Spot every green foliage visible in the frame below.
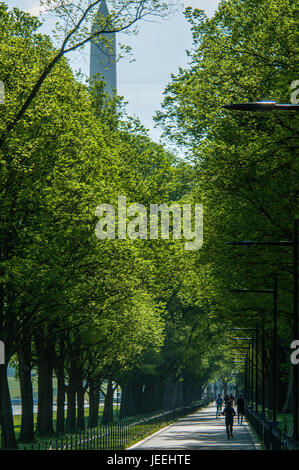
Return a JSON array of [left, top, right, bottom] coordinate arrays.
[[0, 2, 206, 398], [3, 0, 297, 446], [156, 0, 299, 381]]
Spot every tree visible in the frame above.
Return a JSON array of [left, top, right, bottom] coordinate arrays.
[[0, 3, 185, 446], [155, 0, 299, 410], [0, 0, 180, 148]]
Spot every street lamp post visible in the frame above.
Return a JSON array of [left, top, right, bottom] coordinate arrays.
[[246, 350, 250, 405], [223, 101, 299, 112], [231, 345, 250, 402], [227, 239, 295, 427], [233, 350, 249, 398], [223, 101, 299, 439], [251, 335, 254, 407], [231, 327, 259, 410], [294, 221, 298, 440], [256, 325, 259, 413], [229, 281, 278, 419], [262, 318, 266, 414], [231, 337, 252, 405]]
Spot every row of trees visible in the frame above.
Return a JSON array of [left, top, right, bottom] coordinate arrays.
[[2, 0, 296, 451], [156, 0, 299, 415]]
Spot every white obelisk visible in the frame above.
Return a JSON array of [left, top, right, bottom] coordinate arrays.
[[90, 0, 117, 96]]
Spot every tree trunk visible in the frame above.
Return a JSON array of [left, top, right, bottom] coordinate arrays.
[[36, 345, 54, 436], [120, 379, 139, 418], [140, 377, 151, 414], [54, 333, 66, 434], [282, 372, 293, 413], [119, 381, 131, 419], [55, 365, 65, 434], [163, 377, 178, 409], [66, 383, 76, 433], [152, 379, 162, 412], [77, 382, 85, 431], [1, 363, 17, 449], [88, 378, 100, 427], [0, 363, 4, 444], [141, 376, 162, 413], [18, 342, 34, 442], [66, 357, 79, 433], [222, 380, 228, 397], [102, 379, 114, 424]]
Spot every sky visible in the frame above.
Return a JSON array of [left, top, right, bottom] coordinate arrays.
[[7, 0, 221, 143]]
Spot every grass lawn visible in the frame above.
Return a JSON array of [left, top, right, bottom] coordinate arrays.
[[6, 375, 124, 449], [11, 405, 121, 449], [8, 376, 58, 400], [253, 404, 292, 432], [14, 405, 120, 436], [18, 414, 177, 450]]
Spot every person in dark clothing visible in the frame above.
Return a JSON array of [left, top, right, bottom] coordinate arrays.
[[236, 394, 245, 425], [215, 394, 223, 418], [224, 394, 229, 406], [223, 401, 236, 439]]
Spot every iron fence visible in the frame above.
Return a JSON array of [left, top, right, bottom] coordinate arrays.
[[245, 406, 299, 450], [23, 398, 212, 450]]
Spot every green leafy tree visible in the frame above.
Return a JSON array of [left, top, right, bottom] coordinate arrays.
[[155, 0, 299, 412]]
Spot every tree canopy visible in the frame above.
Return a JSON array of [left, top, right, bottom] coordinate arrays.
[[0, 0, 298, 449]]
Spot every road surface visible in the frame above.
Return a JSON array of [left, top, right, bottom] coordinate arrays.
[[129, 403, 262, 450]]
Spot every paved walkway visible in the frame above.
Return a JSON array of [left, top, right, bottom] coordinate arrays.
[[129, 404, 262, 450]]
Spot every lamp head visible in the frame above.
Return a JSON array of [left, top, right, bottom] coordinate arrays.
[[223, 101, 276, 111]]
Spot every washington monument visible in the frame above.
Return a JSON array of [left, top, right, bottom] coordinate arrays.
[[90, 0, 117, 96]]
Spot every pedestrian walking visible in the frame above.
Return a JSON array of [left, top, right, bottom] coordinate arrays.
[[215, 394, 223, 418], [229, 393, 235, 405], [223, 401, 236, 439], [236, 393, 245, 425]]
